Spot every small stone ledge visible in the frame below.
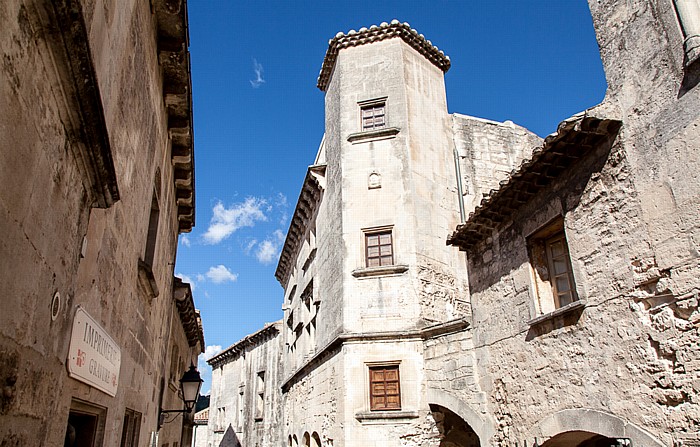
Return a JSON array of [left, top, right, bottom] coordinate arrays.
[[347, 127, 400, 144], [137, 259, 159, 299], [355, 410, 419, 423], [527, 300, 586, 326], [352, 264, 409, 278]]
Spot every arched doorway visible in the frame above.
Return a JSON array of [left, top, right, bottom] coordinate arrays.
[[530, 409, 664, 447], [540, 431, 624, 447], [430, 404, 480, 447]]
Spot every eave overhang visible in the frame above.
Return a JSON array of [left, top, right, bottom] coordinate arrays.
[[173, 277, 205, 353], [317, 20, 451, 91], [274, 165, 326, 287], [153, 0, 195, 232], [208, 322, 281, 369], [446, 114, 622, 251]]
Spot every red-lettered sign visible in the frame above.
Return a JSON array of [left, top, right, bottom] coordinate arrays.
[[67, 307, 121, 396]]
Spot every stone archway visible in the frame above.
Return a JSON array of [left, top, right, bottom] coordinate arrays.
[[431, 404, 481, 447], [427, 389, 496, 447], [530, 409, 665, 447], [540, 431, 623, 447]]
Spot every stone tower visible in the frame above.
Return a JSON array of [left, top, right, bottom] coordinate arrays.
[[278, 20, 472, 447]]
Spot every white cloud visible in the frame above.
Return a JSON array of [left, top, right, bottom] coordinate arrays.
[[197, 345, 223, 396], [250, 58, 265, 88], [196, 273, 205, 282], [205, 265, 238, 284], [203, 197, 267, 244], [203, 344, 223, 361], [175, 273, 195, 292], [180, 234, 191, 247], [255, 230, 286, 264]]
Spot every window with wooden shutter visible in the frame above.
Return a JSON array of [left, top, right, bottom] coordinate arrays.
[[361, 103, 386, 130], [369, 365, 401, 411], [527, 217, 579, 315], [365, 231, 393, 267]]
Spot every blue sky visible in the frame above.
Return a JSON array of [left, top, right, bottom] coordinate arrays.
[[176, 0, 607, 393]]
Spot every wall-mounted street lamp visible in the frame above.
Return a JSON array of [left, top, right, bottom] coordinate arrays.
[[158, 364, 203, 428]]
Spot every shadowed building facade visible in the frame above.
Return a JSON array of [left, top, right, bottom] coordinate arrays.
[[0, 0, 203, 445]]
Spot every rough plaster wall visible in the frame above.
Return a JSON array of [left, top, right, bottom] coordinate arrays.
[[284, 351, 344, 447], [0, 0, 190, 445], [465, 136, 698, 445]]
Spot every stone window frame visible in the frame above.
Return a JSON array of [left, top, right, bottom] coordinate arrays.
[[254, 371, 265, 421], [119, 407, 142, 447], [526, 216, 586, 325], [347, 96, 400, 144], [368, 362, 402, 411], [352, 225, 409, 278], [359, 97, 387, 131]]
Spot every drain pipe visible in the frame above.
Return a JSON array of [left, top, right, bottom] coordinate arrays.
[[453, 146, 466, 223]]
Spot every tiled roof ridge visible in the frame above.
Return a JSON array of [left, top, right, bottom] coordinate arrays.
[[446, 112, 623, 249], [208, 321, 282, 368], [317, 19, 451, 91]]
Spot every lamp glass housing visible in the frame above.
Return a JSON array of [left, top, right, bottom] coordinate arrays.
[[179, 364, 203, 411]]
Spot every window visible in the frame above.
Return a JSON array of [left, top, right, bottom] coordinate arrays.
[[119, 408, 141, 447], [545, 232, 577, 308], [369, 365, 401, 411], [365, 231, 393, 267], [143, 187, 160, 268], [238, 387, 244, 430], [255, 371, 265, 421], [527, 218, 578, 314], [361, 102, 386, 131]]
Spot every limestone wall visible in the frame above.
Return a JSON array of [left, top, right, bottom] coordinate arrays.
[[283, 349, 345, 447], [0, 0, 198, 445], [464, 134, 697, 445], [209, 324, 283, 447], [452, 113, 542, 214]]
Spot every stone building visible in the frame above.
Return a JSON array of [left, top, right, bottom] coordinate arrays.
[[208, 323, 283, 447], [208, 1, 699, 446], [0, 0, 203, 446]]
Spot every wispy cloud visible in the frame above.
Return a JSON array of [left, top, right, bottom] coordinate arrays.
[[205, 265, 238, 284], [244, 239, 258, 255], [250, 58, 265, 88], [175, 273, 196, 292], [180, 234, 191, 247], [203, 197, 268, 244], [255, 230, 286, 264]]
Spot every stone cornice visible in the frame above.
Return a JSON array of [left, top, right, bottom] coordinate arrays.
[[317, 20, 451, 91], [208, 321, 282, 369], [447, 114, 622, 250], [173, 277, 204, 352], [281, 317, 469, 392], [275, 165, 326, 287], [153, 0, 196, 233]]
